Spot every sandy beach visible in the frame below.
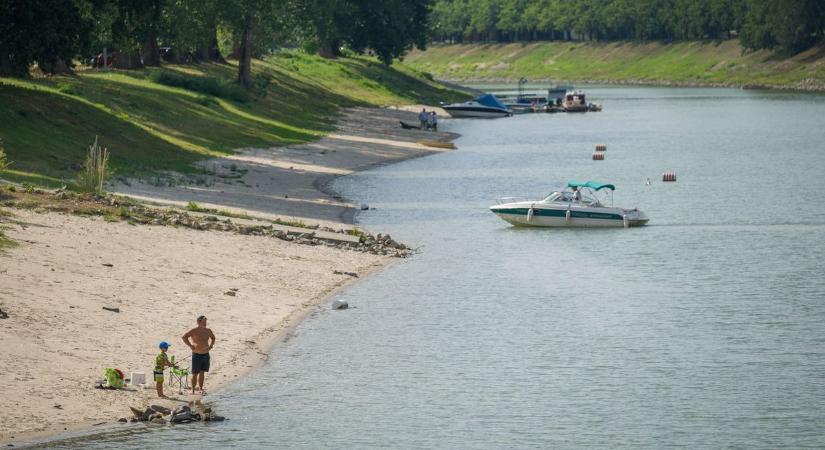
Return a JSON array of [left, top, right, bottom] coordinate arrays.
[[114, 106, 457, 225], [0, 106, 456, 444]]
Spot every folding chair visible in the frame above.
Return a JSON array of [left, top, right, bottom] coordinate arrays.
[[168, 355, 190, 392]]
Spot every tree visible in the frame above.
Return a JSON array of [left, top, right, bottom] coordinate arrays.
[[0, 0, 89, 76], [349, 0, 433, 65], [218, 0, 280, 88], [159, 0, 226, 62]]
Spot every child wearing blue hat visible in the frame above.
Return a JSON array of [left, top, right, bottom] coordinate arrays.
[[154, 341, 175, 398]]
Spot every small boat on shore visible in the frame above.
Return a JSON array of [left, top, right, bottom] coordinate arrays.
[[443, 94, 511, 118], [490, 181, 648, 228]]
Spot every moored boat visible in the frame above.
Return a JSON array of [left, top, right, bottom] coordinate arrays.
[[562, 90, 589, 112], [490, 181, 648, 228], [443, 94, 512, 118], [547, 84, 574, 102]]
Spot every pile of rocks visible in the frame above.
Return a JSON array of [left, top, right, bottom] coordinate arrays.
[[125, 403, 225, 425], [110, 198, 414, 258], [7, 189, 414, 258]]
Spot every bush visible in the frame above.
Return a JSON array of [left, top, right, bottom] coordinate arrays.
[[149, 70, 250, 103], [252, 73, 272, 98], [56, 82, 77, 95], [79, 136, 111, 195], [195, 95, 216, 106], [0, 141, 9, 173]]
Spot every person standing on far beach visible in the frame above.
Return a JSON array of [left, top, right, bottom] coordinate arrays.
[[418, 108, 428, 129], [182, 315, 215, 395]]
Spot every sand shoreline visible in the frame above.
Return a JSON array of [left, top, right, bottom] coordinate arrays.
[[0, 106, 458, 446]]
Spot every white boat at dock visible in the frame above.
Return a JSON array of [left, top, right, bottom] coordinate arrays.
[[490, 181, 648, 228]]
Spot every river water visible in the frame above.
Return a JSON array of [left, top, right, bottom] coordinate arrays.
[[35, 86, 825, 449]]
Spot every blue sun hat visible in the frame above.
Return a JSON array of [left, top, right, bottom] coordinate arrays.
[[159, 341, 171, 349]]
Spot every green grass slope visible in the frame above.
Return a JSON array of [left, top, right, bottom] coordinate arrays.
[[0, 51, 467, 188], [403, 40, 825, 90]]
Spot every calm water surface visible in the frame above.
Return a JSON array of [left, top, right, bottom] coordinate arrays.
[[37, 87, 825, 449]]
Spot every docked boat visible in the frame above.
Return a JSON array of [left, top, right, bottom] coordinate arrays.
[[562, 90, 589, 112], [503, 99, 545, 114], [547, 84, 574, 102], [490, 181, 648, 228], [443, 94, 512, 118]]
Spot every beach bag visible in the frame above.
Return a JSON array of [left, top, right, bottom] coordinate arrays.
[[104, 368, 125, 389]]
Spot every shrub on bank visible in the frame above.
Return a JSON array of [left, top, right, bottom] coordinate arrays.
[[149, 70, 250, 103], [0, 139, 10, 173]]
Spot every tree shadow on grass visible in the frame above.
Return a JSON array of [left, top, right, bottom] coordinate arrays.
[[0, 85, 202, 182], [76, 76, 322, 152], [338, 58, 468, 105]]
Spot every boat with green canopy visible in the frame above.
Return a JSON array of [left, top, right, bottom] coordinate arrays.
[[490, 181, 648, 228]]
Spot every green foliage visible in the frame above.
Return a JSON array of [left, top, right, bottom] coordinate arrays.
[[148, 70, 251, 102], [429, 0, 824, 54], [56, 82, 77, 95], [346, 228, 370, 241], [0, 0, 89, 76], [272, 217, 309, 228], [186, 201, 201, 211], [195, 95, 216, 106], [405, 40, 825, 88], [740, 0, 825, 53], [0, 55, 466, 188], [79, 136, 111, 195], [290, 0, 432, 65], [0, 139, 9, 172]]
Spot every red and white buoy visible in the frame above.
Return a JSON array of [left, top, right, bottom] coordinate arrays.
[[592, 152, 605, 160], [595, 143, 607, 152], [662, 171, 677, 182]]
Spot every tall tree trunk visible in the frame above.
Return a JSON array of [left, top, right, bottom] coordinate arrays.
[[142, 34, 161, 67], [112, 52, 144, 69], [229, 29, 243, 59], [196, 26, 226, 63], [0, 52, 14, 77], [237, 16, 253, 88], [317, 39, 341, 58], [39, 58, 72, 74]]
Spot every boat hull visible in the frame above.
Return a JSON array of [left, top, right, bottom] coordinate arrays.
[[490, 204, 648, 228], [443, 107, 511, 118]]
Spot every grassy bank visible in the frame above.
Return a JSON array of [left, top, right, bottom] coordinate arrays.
[[403, 40, 825, 90], [0, 51, 466, 188]]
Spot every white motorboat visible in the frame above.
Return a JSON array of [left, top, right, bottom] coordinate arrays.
[[490, 181, 649, 228], [443, 94, 512, 118]]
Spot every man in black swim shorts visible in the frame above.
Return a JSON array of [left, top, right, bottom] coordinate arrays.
[[182, 315, 216, 394]]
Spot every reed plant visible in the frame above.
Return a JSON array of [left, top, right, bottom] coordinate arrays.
[[80, 136, 111, 195], [0, 139, 10, 173]]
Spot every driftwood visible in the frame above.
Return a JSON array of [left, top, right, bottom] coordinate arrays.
[[399, 121, 421, 130]]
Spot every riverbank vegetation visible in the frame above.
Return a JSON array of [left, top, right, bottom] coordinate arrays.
[[0, 54, 463, 188], [0, 0, 464, 188], [403, 40, 825, 89], [430, 0, 824, 55], [417, 0, 825, 88]]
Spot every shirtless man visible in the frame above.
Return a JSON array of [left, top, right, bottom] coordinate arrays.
[[182, 315, 215, 394]]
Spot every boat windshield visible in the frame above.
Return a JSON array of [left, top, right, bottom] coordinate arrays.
[[542, 189, 603, 206]]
